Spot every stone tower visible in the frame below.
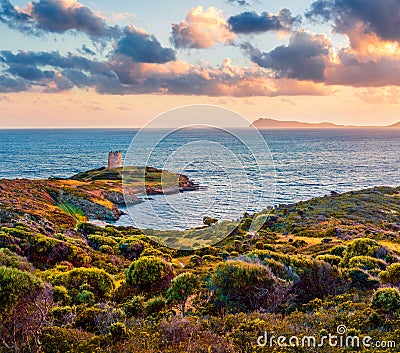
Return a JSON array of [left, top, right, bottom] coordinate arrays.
[[107, 151, 122, 169]]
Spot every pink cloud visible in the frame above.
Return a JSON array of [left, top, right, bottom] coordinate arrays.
[[170, 7, 235, 49]]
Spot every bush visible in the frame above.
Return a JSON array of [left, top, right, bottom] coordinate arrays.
[[167, 272, 198, 315], [347, 256, 387, 270], [77, 222, 99, 235], [0, 266, 44, 314], [99, 245, 114, 255], [53, 285, 71, 305], [140, 247, 172, 262], [0, 248, 33, 271], [255, 241, 264, 250], [209, 260, 288, 312], [29, 235, 69, 267], [144, 296, 166, 316], [41, 326, 93, 353], [346, 268, 379, 290], [119, 239, 146, 260], [109, 322, 129, 341], [0, 266, 51, 353], [53, 267, 114, 301], [75, 290, 95, 305], [341, 238, 379, 265], [379, 263, 400, 286], [292, 259, 345, 303], [203, 216, 218, 226], [123, 295, 144, 318], [126, 256, 173, 291], [315, 254, 342, 266], [74, 307, 102, 332], [87, 235, 118, 251], [329, 245, 346, 257], [188, 255, 203, 267], [292, 239, 307, 248], [371, 288, 400, 314], [50, 306, 75, 326]]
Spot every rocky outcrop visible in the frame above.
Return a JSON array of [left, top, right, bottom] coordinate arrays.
[[59, 192, 123, 221], [101, 189, 142, 205]]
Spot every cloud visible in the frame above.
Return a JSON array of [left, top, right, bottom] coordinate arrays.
[[306, 0, 400, 42], [0, 0, 117, 37], [110, 11, 136, 22], [225, 0, 250, 6], [0, 0, 33, 33], [228, 9, 301, 34], [356, 87, 400, 104], [242, 32, 332, 81], [0, 75, 29, 92], [7, 63, 55, 81], [326, 51, 400, 87], [28, 0, 109, 36], [170, 6, 235, 49], [116, 27, 176, 63], [0, 49, 329, 96], [0, 50, 110, 74]]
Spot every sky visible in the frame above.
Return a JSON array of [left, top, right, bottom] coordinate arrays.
[[0, 0, 400, 127]]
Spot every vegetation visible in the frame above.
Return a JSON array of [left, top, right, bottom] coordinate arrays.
[[1, 180, 400, 352]]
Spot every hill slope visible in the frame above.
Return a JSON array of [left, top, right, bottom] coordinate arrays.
[[252, 117, 400, 129]]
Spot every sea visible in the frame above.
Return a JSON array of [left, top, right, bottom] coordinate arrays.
[[1, 128, 399, 230]]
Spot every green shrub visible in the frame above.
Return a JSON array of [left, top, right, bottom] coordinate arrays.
[[347, 256, 386, 270], [50, 306, 75, 326], [202, 255, 218, 262], [255, 241, 264, 250], [53, 285, 71, 305], [99, 245, 114, 255], [371, 288, 400, 314], [75, 290, 95, 305], [346, 268, 379, 290], [329, 245, 346, 257], [315, 254, 341, 266], [126, 256, 173, 291], [119, 239, 145, 260], [30, 235, 69, 267], [53, 267, 114, 301], [109, 322, 129, 341], [167, 272, 199, 315], [41, 326, 93, 353], [188, 255, 203, 267], [0, 248, 33, 271], [292, 259, 344, 303], [144, 296, 166, 316], [140, 247, 172, 262], [379, 263, 400, 286], [74, 307, 102, 332], [87, 235, 118, 250], [123, 295, 145, 318], [292, 239, 307, 248], [203, 216, 218, 226], [341, 238, 379, 265], [209, 260, 287, 312], [0, 266, 44, 314], [77, 222, 99, 235]]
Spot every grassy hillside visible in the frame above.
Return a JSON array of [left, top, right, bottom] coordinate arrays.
[[0, 166, 197, 232], [0, 184, 400, 352]]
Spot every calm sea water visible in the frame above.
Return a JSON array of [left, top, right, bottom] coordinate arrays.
[[1, 128, 399, 229]]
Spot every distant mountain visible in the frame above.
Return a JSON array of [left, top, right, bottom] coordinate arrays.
[[252, 118, 400, 129], [388, 122, 400, 128]]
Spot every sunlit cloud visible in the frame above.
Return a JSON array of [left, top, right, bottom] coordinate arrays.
[[170, 6, 235, 49]]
